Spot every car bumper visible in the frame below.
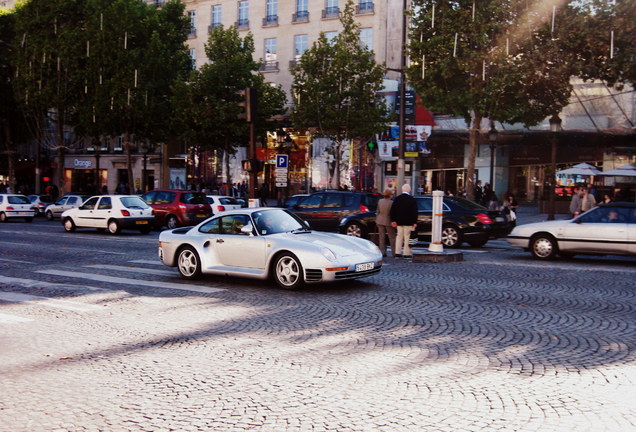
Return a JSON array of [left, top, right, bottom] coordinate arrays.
[[181, 213, 210, 225], [304, 261, 383, 284], [4, 210, 36, 218], [114, 216, 155, 229]]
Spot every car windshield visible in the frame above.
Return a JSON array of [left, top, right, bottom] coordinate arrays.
[[120, 196, 150, 209], [182, 193, 208, 205], [8, 195, 30, 204], [252, 209, 307, 235]]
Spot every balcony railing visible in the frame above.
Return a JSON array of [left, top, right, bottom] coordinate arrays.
[[260, 60, 279, 72], [322, 6, 339, 19], [292, 10, 309, 23], [356, 2, 374, 14], [208, 23, 221, 32], [188, 29, 197, 38], [289, 58, 301, 69], [262, 15, 278, 27], [236, 19, 249, 30]]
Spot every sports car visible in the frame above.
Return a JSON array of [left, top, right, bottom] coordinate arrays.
[[507, 202, 636, 260], [158, 208, 383, 289]]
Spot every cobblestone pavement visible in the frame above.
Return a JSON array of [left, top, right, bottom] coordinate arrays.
[[0, 218, 634, 432]]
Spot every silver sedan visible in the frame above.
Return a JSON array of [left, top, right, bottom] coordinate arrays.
[[158, 208, 383, 289]]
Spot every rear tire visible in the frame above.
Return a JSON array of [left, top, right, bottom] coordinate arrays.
[[107, 220, 120, 234], [441, 225, 462, 248], [344, 222, 365, 238], [0, 212, 7, 223], [530, 234, 558, 260], [63, 217, 76, 232], [273, 253, 304, 290], [46, 210, 54, 221], [177, 246, 201, 280], [166, 215, 179, 230]]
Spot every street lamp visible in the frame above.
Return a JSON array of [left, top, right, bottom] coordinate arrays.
[[488, 122, 498, 188], [547, 114, 562, 220]]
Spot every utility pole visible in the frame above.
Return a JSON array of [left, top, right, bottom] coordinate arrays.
[[396, 0, 408, 190]]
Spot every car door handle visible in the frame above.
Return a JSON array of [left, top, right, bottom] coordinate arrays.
[[216, 239, 224, 243]]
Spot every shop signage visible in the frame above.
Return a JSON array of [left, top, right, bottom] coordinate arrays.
[[73, 159, 93, 169]]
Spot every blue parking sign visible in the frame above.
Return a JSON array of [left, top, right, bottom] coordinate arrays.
[[276, 154, 288, 169]]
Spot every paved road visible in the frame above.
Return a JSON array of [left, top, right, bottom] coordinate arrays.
[[0, 218, 634, 432]]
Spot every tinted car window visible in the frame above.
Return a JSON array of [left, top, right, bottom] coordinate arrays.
[[416, 197, 433, 211], [155, 191, 175, 204], [121, 196, 150, 209], [300, 194, 323, 208], [199, 217, 221, 234], [141, 191, 157, 204], [81, 197, 99, 210], [219, 197, 240, 205], [342, 194, 356, 207], [220, 215, 250, 235], [98, 197, 112, 210], [362, 194, 380, 210], [181, 193, 208, 205], [322, 194, 343, 208], [8, 195, 30, 204], [448, 196, 486, 210]]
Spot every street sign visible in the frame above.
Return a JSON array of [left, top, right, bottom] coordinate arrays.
[[276, 154, 288, 169], [275, 182, 287, 188], [274, 168, 288, 176]]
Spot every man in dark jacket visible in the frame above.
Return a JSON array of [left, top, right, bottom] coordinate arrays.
[[390, 183, 419, 258]]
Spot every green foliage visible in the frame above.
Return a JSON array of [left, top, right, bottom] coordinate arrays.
[[291, 0, 390, 142]]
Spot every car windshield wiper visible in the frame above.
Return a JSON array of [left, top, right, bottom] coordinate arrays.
[[291, 227, 311, 234]]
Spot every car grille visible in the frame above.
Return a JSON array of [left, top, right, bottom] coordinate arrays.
[[305, 269, 323, 282], [334, 265, 381, 280]]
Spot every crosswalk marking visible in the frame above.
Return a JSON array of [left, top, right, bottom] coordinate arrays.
[[85, 264, 175, 276], [0, 275, 106, 292], [36, 269, 225, 294], [0, 257, 35, 264], [129, 259, 163, 266], [0, 291, 101, 312], [0, 312, 32, 324]]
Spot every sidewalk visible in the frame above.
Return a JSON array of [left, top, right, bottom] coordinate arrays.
[[515, 202, 569, 225]]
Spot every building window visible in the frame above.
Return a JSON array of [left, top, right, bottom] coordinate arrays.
[[187, 10, 196, 37], [263, 0, 278, 26], [263, 38, 278, 71], [324, 31, 337, 45], [189, 49, 196, 69], [294, 34, 308, 59], [323, 0, 338, 19], [356, 1, 374, 14], [237, 1, 249, 29], [359, 28, 372, 51], [211, 5, 222, 29], [293, 0, 309, 22]]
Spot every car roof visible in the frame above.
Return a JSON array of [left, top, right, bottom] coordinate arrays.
[[599, 202, 636, 209]]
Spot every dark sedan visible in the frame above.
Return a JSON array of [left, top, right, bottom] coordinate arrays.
[[339, 195, 514, 248]]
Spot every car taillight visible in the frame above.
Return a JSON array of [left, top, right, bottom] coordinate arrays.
[[6, 206, 13, 210], [476, 213, 493, 224], [179, 203, 187, 211], [359, 204, 369, 212], [121, 209, 131, 216], [217, 205, 225, 212]]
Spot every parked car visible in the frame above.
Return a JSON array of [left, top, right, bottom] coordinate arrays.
[[158, 208, 382, 289], [289, 191, 382, 236], [283, 194, 309, 208], [141, 190, 212, 229], [507, 202, 636, 260], [45, 194, 90, 220], [206, 195, 243, 215], [338, 195, 514, 247], [28, 194, 55, 216], [0, 194, 36, 222], [61, 195, 154, 234]]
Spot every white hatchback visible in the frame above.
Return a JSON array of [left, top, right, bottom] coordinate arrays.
[[61, 195, 154, 234], [0, 194, 36, 222], [206, 195, 243, 215]]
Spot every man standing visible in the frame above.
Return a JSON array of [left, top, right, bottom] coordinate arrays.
[[390, 184, 419, 259], [569, 186, 583, 218]]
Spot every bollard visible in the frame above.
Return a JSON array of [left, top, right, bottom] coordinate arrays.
[[428, 190, 444, 253]]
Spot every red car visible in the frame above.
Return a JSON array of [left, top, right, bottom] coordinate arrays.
[[141, 190, 212, 229]]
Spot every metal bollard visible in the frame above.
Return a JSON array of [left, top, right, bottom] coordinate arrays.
[[428, 190, 444, 253]]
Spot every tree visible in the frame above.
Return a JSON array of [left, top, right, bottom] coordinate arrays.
[[407, 1, 578, 200], [172, 25, 286, 189], [291, 0, 390, 190]]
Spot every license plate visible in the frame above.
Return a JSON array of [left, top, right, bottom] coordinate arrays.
[[18, 212, 30, 215], [355, 262, 374, 272], [136, 220, 148, 225], [197, 214, 206, 218]]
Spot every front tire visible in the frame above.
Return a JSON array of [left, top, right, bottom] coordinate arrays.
[[530, 234, 558, 260], [63, 217, 76, 232], [107, 219, 120, 234], [177, 246, 201, 280], [441, 225, 462, 248], [273, 253, 304, 290], [0, 212, 7, 223], [344, 222, 365, 238]]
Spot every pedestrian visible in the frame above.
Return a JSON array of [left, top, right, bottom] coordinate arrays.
[[569, 186, 583, 218], [390, 183, 418, 259], [580, 186, 596, 213], [375, 189, 397, 257], [482, 182, 494, 207], [474, 180, 483, 204], [502, 193, 519, 226], [600, 192, 613, 204]]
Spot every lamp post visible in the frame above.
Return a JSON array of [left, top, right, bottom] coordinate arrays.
[[488, 122, 498, 189], [141, 141, 154, 193], [547, 114, 562, 220]]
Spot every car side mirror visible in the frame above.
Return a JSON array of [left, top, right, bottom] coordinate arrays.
[[241, 223, 254, 235]]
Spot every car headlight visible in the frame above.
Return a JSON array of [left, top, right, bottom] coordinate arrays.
[[321, 247, 337, 262]]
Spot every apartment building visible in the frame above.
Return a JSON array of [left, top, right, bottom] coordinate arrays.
[[180, 0, 405, 95]]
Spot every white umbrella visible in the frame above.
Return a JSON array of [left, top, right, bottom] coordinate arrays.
[[598, 164, 636, 177], [555, 162, 602, 176]]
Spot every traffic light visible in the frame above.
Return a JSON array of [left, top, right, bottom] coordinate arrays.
[[241, 159, 252, 172], [237, 87, 258, 122], [366, 140, 377, 153], [241, 158, 264, 173]]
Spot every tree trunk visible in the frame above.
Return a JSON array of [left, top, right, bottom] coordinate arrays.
[[466, 112, 482, 202], [125, 130, 134, 194], [2, 122, 16, 193], [224, 140, 232, 191], [55, 119, 66, 195]]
